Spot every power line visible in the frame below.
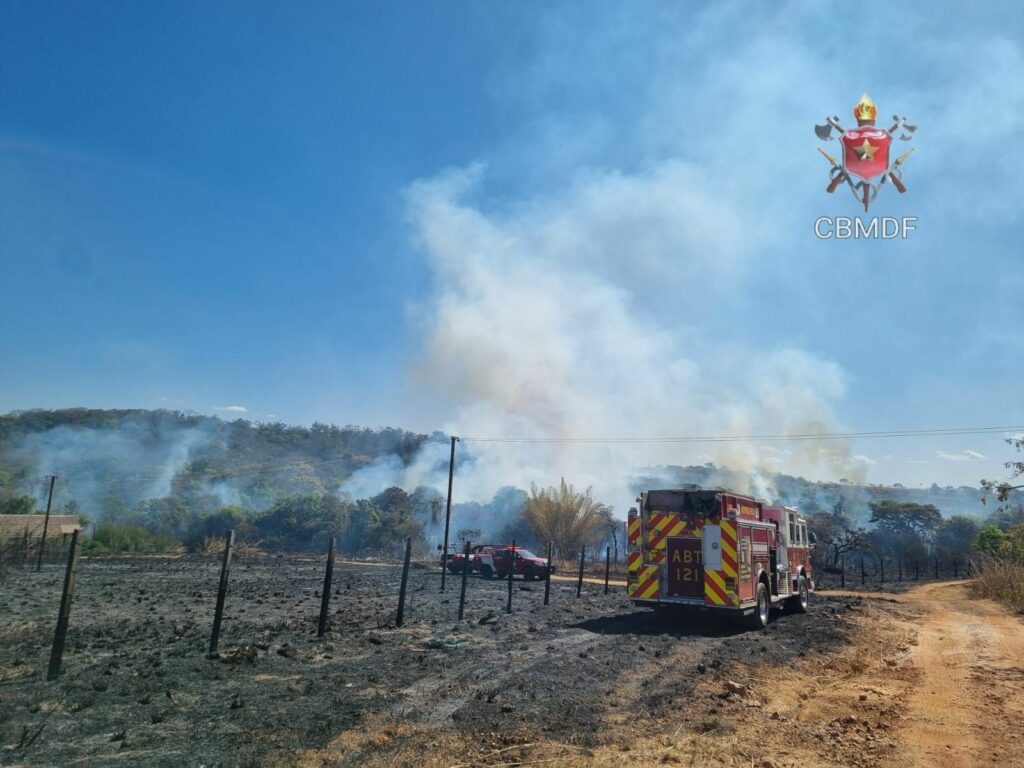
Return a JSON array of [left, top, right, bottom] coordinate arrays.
[[459, 425, 1024, 444], [48, 437, 452, 486]]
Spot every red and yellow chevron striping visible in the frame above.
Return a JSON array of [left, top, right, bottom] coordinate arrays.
[[704, 569, 731, 605], [720, 520, 738, 580], [627, 551, 642, 576], [646, 513, 687, 552], [627, 515, 641, 548], [628, 565, 661, 600]]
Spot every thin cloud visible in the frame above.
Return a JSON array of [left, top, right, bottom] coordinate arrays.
[[936, 450, 986, 461], [212, 405, 248, 414]]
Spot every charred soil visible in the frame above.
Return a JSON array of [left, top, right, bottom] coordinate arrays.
[[0, 556, 958, 767]]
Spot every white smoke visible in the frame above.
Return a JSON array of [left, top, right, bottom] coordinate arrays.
[[350, 161, 863, 514], [13, 416, 218, 517], [338, 453, 406, 499]]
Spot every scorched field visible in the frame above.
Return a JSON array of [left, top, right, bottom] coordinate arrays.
[[1, 555, 1020, 767]]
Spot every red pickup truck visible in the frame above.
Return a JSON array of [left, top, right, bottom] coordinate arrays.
[[445, 544, 554, 581]]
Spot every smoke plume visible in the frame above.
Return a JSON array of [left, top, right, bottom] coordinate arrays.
[[393, 162, 868, 514]]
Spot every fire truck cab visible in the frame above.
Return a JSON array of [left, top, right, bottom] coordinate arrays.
[[627, 490, 814, 629]]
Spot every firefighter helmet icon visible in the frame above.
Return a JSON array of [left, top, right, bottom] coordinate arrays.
[[815, 93, 916, 211]]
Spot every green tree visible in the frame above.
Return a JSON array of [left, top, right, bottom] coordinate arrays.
[[974, 525, 1005, 556], [137, 496, 190, 539], [365, 487, 424, 553], [868, 500, 942, 559], [985, 504, 1024, 531], [0, 495, 36, 515], [255, 493, 350, 551], [935, 515, 980, 558], [340, 498, 377, 553], [187, 506, 251, 549]]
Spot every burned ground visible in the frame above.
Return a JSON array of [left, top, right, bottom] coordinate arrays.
[[0, 555, 899, 767]]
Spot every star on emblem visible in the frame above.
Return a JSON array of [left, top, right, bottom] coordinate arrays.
[[854, 138, 878, 161]]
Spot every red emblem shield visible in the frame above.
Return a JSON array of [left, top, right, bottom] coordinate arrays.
[[841, 128, 890, 181]]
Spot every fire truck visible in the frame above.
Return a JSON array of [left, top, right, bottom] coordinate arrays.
[[626, 489, 815, 629], [446, 544, 555, 580]]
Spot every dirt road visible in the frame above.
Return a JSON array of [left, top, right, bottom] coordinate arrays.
[[714, 581, 1024, 768], [898, 581, 1024, 767]]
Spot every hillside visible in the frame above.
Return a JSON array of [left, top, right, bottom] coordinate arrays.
[[0, 408, 429, 519], [0, 409, 1007, 534]]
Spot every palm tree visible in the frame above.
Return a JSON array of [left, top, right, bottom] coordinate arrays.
[[524, 478, 610, 560]]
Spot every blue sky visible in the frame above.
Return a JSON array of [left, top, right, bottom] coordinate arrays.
[[2, 2, 1023, 492]]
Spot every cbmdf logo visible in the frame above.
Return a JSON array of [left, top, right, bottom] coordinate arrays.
[[815, 94, 916, 212]]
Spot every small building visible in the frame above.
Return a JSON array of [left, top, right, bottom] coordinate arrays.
[[0, 514, 82, 542]]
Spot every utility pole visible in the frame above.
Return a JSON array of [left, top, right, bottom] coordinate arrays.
[[36, 475, 57, 572], [440, 435, 459, 592]]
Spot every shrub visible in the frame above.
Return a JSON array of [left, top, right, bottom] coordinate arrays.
[[83, 523, 179, 555], [971, 555, 1024, 612]]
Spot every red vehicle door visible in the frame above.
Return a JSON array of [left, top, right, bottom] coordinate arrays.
[[667, 537, 703, 598]]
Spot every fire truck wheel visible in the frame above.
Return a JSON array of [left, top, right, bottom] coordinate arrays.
[[481, 565, 494, 580], [787, 577, 809, 613], [749, 583, 770, 630]]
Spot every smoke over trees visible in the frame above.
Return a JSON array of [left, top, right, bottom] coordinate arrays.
[[0, 408, 1010, 561]]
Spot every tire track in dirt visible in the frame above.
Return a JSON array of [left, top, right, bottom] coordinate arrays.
[[898, 581, 1024, 767]]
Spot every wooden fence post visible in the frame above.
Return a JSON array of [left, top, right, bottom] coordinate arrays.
[[458, 540, 471, 620], [396, 538, 412, 627], [543, 542, 552, 606], [208, 530, 235, 655], [506, 541, 515, 614], [47, 529, 82, 680], [576, 546, 586, 598], [317, 537, 336, 638]]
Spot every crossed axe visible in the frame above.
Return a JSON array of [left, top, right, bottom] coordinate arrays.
[[815, 114, 917, 210], [815, 114, 917, 142]]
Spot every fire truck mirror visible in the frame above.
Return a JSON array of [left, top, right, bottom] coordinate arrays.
[[808, 532, 818, 546]]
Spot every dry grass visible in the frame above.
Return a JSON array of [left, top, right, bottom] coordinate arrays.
[[554, 559, 627, 580], [233, 539, 265, 558], [296, 715, 740, 768], [970, 556, 1024, 611], [0, 619, 40, 645], [0, 531, 31, 577], [196, 536, 263, 559]]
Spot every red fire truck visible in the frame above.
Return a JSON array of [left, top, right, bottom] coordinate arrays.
[[627, 489, 815, 628], [445, 544, 555, 580]]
